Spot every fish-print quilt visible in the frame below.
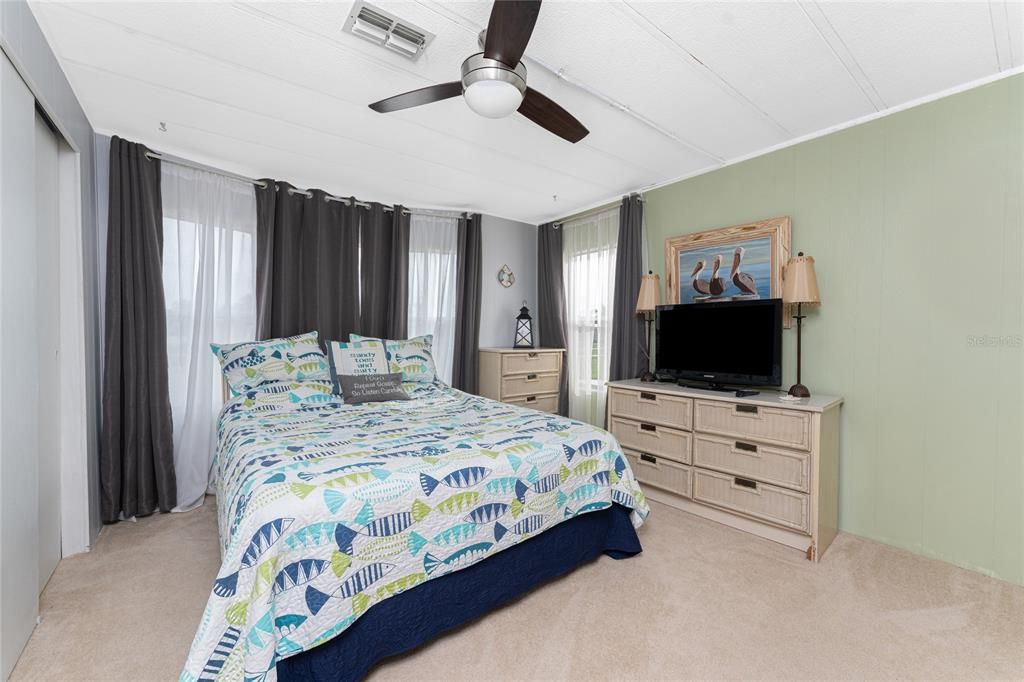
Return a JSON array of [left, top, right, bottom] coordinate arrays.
[[181, 380, 650, 682]]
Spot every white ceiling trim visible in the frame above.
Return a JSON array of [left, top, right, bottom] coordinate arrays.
[[989, 0, 1016, 70], [797, 0, 887, 111], [617, 1, 792, 138], [543, 65, 1024, 225]]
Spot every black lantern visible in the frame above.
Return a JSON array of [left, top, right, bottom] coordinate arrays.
[[514, 301, 534, 348]]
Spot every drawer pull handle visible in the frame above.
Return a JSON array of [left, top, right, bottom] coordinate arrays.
[[526, 396, 536, 402], [639, 391, 657, 402], [526, 373, 538, 380], [734, 477, 758, 490], [736, 404, 759, 415], [528, 352, 538, 358], [640, 423, 657, 433], [735, 441, 758, 453], [640, 453, 657, 464]]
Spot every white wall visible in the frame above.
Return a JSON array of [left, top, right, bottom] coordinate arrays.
[[479, 215, 537, 349]]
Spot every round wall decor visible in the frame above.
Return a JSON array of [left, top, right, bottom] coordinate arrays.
[[497, 264, 516, 288]]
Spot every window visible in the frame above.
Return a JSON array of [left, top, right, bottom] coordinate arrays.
[[562, 206, 619, 426], [162, 164, 257, 511], [407, 212, 460, 384]]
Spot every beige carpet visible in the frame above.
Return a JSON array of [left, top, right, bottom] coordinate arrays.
[[10, 499, 1024, 681]]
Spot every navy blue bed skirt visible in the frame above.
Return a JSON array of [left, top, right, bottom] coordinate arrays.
[[278, 504, 642, 681]]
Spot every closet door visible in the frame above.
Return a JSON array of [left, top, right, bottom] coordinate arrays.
[[0, 53, 41, 679], [35, 112, 61, 591]]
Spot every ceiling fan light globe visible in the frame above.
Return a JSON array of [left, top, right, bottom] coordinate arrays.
[[463, 79, 524, 118]]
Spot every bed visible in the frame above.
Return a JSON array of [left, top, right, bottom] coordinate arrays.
[[181, 379, 649, 682]]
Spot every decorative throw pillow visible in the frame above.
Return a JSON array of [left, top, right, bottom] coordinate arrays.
[[337, 373, 410, 404], [211, 331, 330, 394], [326, 340, 389, 395], [349, 334, 437, 383]]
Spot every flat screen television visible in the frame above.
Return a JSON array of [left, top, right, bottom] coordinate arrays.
[[655, 299, 782, 388]]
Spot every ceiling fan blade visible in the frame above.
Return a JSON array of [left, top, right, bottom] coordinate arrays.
[[483, 0, 542, 67], [369, 81, 463, 113], [517, 87, 589, 143]]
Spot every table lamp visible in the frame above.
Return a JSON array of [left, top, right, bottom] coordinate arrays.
[[782, 252, 820, 398], [635, 271, 661, 382]]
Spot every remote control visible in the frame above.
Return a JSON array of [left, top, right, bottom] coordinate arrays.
[[734, 389, 760, 398]]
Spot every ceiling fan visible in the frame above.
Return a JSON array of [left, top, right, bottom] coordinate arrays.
[[367, 0, 589, 143]]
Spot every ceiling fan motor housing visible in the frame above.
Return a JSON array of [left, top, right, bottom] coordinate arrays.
[[460, 53, 528, 118]]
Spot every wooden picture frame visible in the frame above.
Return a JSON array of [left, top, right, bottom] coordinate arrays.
[[665, 216, 792, 328]]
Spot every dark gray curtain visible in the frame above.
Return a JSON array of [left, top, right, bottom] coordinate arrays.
[[537, 222, 569, 415], [255, 181, 361, 342], [609, 194, 646, 381], [361, 203, 410, 339], [451, 213, 482, 393], [100, 136, 176, 522]]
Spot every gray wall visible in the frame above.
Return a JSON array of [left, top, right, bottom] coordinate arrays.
[[0, 1, 101, 545], [479, 215, 537, 348]]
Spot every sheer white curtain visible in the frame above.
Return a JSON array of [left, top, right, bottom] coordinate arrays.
[[162, 165, 257, 511], [562, 206, 620, 426], [408, 212, 459, 384]]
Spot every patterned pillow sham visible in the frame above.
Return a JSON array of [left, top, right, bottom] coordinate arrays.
[[325, 340, 389, 396], [234, 380, 337, 410], [349, 334, 437, 383], [211, 331, 330, 394]]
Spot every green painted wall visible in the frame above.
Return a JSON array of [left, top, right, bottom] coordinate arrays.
[[645, 75, 1024, 584]]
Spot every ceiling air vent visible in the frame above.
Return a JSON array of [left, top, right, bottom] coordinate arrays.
[[343, 1, 434, 61]]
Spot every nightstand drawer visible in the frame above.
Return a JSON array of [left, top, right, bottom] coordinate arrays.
[[502, 352, 560, 375], [506, 393, 558, 413], [694, 399, 811, 451], [693, 433, 810, 492], [693, 468, 809, 533], [610, 416, 691, 464], [502, 372, 559, 398], [609, 388, 692, 430], [624, 448, 691, 498]]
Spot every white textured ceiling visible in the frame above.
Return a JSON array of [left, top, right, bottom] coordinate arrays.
[[30, 1, 1024, 223]]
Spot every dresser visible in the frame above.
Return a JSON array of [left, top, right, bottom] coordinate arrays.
[[607, 379, 842, 561], [479, 347, 564, 414]]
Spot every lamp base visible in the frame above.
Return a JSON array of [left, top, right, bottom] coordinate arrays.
[[788, 383, 810, 398], [639, 370, 656, 383]]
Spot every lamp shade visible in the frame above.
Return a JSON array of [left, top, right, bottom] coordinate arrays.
[[782, 252, 821, 304], [636, 271, 661, 313]]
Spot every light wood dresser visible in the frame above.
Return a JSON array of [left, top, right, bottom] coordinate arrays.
[[479, 347, 564, 414], [607, 379, 843, 561]]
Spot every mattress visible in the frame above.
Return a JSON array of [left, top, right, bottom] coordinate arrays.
[[181, 380, 650, 682]]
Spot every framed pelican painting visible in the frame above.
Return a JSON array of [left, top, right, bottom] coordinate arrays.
[[665, 216, 792, 327]]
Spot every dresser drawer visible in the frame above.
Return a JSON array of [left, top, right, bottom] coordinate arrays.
[[506, 393, 558, 414], [502, 372, 559, 398], [610, 417, 691, 464], [609, 388, 692, 430], [624, 448, 691, 498], [502, 352, 560, 376], [694, 399, 811, 451], [693, 434, 810, 492], [693, 469, 809, 533]]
